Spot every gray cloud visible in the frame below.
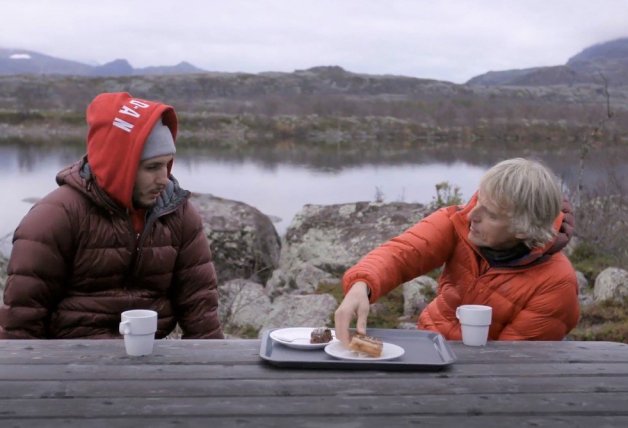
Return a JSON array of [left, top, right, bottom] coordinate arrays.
[[4, 0, 628, 83]]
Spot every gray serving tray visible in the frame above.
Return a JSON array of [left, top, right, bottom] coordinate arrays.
[[259, 328, 456, 370]]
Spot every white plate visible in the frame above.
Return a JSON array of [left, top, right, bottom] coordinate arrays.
[[270, 327, 337, 350], [324, 340, 405, 361]]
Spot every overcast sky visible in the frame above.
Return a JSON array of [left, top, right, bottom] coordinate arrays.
[[3, 0, 628, 83]]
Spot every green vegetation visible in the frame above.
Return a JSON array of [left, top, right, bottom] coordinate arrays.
[[428, 181, 464, 210], [569, 241, 617, 283], [0, 109, 84, 125], [316, 280, 344, 302], [316, 280, 408, 329], [569, 297, 628, 343], [0, 110, 46, 123], [225, 324, 260, 339], [368, 288, 406, 328]]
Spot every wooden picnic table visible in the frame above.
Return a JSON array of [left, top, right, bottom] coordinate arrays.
[[0, 338, 627, 427]]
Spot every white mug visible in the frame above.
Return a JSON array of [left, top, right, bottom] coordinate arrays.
[[119, 309, 158, 356], [455, 304, 492, 346]]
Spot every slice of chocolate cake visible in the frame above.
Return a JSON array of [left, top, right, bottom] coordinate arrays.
[[310, 327, 333, 344]]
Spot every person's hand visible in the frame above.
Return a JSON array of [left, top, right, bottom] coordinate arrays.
[[334, 281, 371, 346]]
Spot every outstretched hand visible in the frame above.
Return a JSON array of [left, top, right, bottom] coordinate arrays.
[[333, 281, 371, 346]]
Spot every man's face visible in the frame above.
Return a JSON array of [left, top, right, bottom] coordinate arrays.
[[132, 155, 173, 208], [467, 192, 524, 250]]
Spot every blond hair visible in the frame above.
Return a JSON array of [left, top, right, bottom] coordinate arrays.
[[479, 158, 562, 248]]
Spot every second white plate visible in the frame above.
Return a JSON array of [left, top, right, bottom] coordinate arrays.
[[324, 340, 405, 361], [270, 327, 336, 350]]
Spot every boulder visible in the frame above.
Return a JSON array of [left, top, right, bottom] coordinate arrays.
[[0, 233, 11, 260], [272, 201, 430, 294], [261, 293, 338, 332], [219, 279, 272, 332], [576, 270, 594, 306], [266, 262, 334, 298], [402, 275, 438, 318], [190, 193, 281, 285], [593, 267, 628, 303]]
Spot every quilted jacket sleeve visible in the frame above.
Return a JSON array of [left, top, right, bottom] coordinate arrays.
[[0, 199, 74, 339], [171, 201, 224, 339], [498, 269, 580, 340], [342, 206, 458, 302]]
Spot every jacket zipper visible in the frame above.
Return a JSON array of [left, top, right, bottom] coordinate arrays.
[[130, 202, 181, 278]]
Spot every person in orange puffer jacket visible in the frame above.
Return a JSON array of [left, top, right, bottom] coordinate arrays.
[[335, 158, 579, 344]]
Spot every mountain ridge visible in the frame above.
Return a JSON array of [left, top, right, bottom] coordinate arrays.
[[0, 48, 206, 76], [467, 37, 628, 87], [1, 37, 627, 86]]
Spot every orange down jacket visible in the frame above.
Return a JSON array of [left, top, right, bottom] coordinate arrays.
[[343, 194, 580, 341]]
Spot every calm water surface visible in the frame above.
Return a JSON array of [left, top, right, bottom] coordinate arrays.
[[0, 145, 487, 239], [3, 144, 627, 241]]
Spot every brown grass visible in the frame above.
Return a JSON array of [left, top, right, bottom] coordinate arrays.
[[568, 297, 628, 343]]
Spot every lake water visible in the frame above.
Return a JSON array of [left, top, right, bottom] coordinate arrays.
[[2, 144, 626, 242], [0, 145, 487, 239]]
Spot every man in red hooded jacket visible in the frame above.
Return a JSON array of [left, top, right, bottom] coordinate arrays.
[[0, 92, 224, 339], [335, 158, 579, 344]]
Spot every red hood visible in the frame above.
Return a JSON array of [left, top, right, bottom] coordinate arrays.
[[86, 92, 178, 209]]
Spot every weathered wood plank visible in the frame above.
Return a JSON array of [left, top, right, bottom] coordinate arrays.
[[451, 340, 628, 363], [0, 340, 625, 365], [1, 415, 627, 428], [0, 340, 260, 365], [2, 375, 627, 399], [2, 362, 627, 381], [1, 393, 628, 418], [1, 339, 626, 426]]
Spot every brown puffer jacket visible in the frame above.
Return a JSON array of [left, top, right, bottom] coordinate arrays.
[[0, 159, 223, 339]]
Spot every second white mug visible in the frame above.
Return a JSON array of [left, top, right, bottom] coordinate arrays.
[[456, 304, 492, 346]]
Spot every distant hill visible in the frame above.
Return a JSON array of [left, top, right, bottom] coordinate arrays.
[[0, 48, 93, 75], [0, 48, 206, 76], [136, 61, 205, 76], [467, 37, 628, 87], [1, 65, 627, 159], [3, 37, 628, 86], [1, 39, 627, 152]]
